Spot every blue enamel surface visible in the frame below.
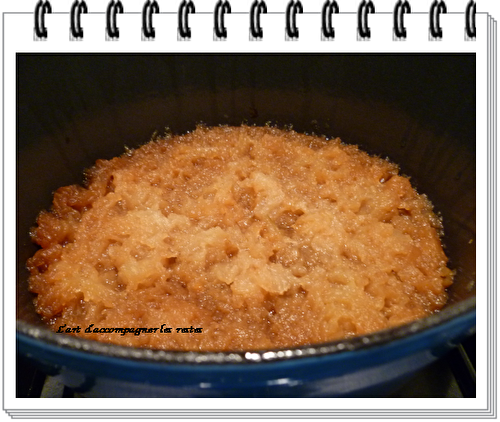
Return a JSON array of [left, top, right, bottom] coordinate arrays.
[[17, 308, 475, 397]]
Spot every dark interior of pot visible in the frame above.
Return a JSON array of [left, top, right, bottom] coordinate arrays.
[[16, 54, 475, 338]]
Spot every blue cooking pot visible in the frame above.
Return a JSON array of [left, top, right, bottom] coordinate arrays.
[[16, 54, 476, 397]]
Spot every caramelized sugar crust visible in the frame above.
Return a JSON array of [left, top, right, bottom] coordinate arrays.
[[27, 126, 453, 351]]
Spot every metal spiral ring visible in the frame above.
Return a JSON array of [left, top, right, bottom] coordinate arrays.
[[214, 0, 231, 39], [70, 0, 88, 39], [286, 0, 303, 39], [250, 0, 267, 39], [429, 0, 447, 39], [178, 0, 195, 39], [465, 0, 476, 39], [321, 0, 339, 39], [34, 0, 52, 39], [358, 0, 375, 39], [393, 0, 410, 39], [143, 0, 160, 39], [106, 0, 124, 39]]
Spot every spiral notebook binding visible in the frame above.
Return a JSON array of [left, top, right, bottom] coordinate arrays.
[[321, 0, 339, 40], [429, 0, 447, 40], [34, 0, 51, 40], [250, 0, 267, 41], [393, 0, 410, 40], [31, 0, 479, 43], [178, 0, 195, 40], [70, 0, 87, 40], [285, 0, 302, 40], [465, 0, 476, 40], [214, 0, 231, 40], [358, 0, 375, 40], [142, 0, 159, 40], [106, 0, 123, 40]]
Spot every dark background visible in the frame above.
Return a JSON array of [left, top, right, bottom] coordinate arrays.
[[17, 54, 475, 150]]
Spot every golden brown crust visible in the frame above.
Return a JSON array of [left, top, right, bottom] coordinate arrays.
[[27, 126, 453, 351]]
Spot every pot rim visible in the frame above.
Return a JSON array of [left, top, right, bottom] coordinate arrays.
[[16, 296, 475, 365]]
